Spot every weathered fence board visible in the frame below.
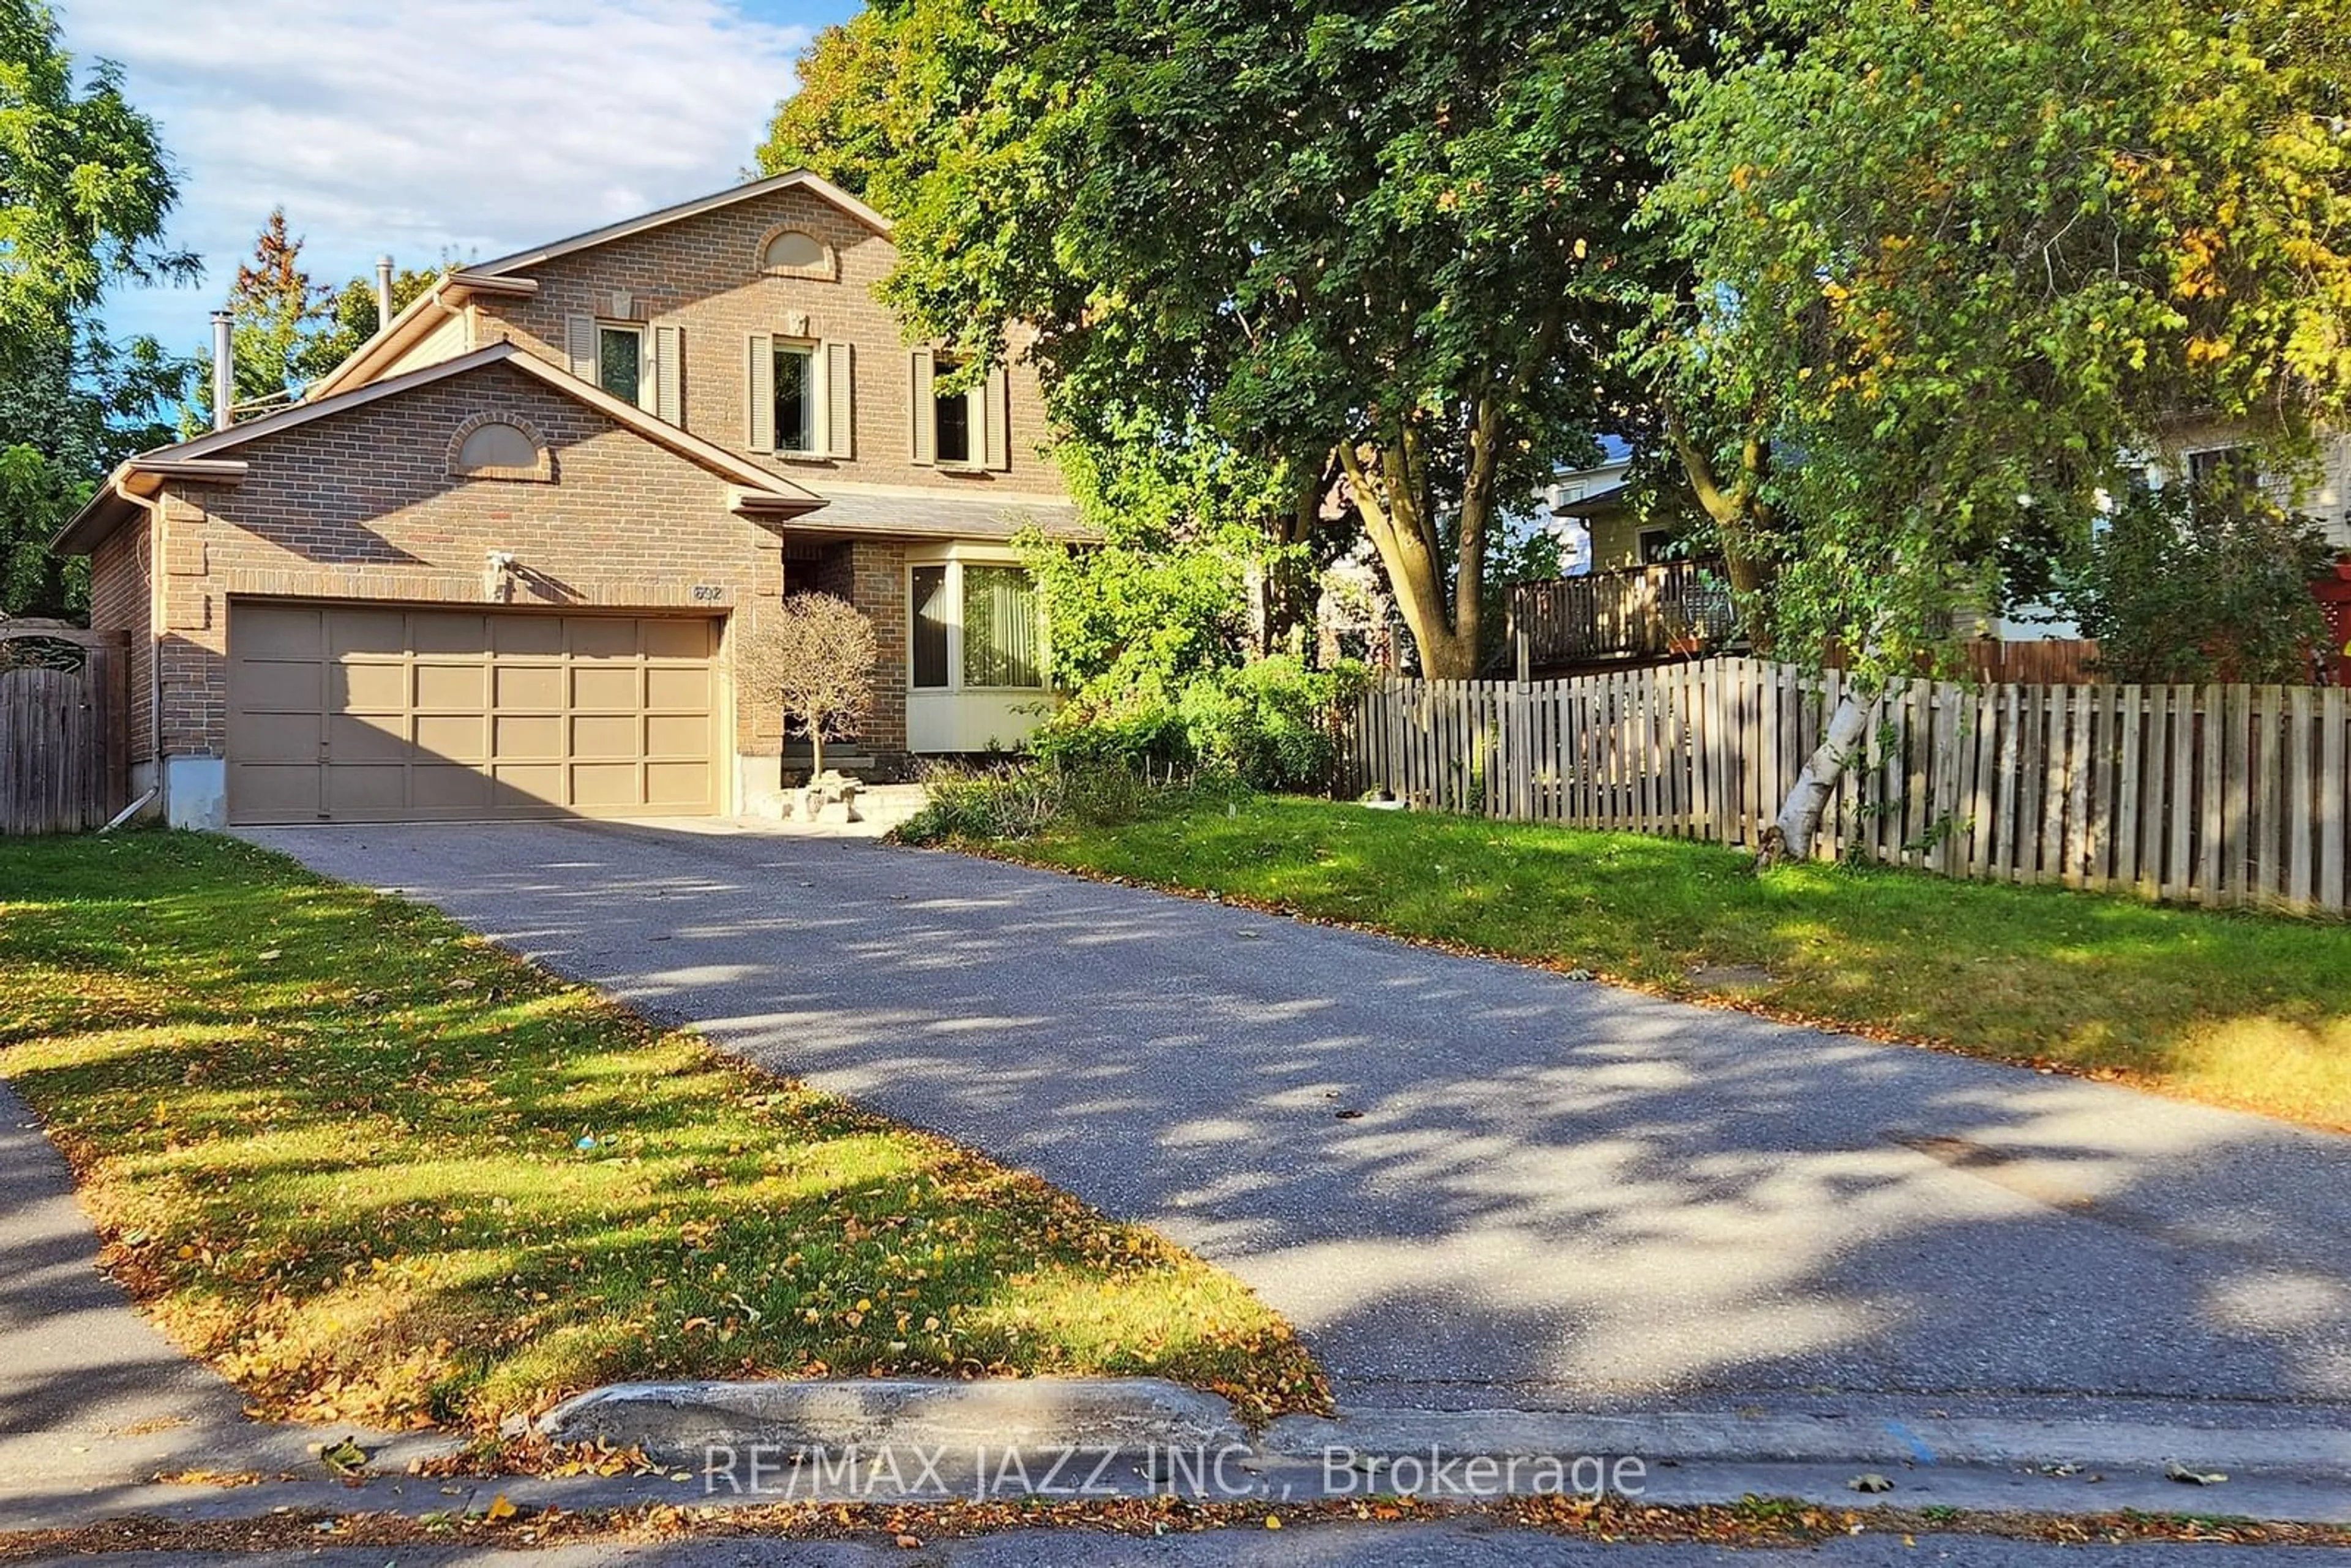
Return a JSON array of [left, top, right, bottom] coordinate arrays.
[[1345, 658, 2351, 914], [1, 626, 129, 835]]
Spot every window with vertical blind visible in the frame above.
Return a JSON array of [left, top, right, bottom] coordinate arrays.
[[905, 560, 1043, 694], [961, 565, 1041, 688]]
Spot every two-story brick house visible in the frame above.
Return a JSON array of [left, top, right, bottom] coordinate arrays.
[[54, 170, 1081, 829]]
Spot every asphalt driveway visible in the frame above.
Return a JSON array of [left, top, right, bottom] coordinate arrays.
[[247, 818, 2351, 1422]]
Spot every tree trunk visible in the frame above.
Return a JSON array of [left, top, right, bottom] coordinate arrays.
[[1337, 437, 1480, 679], [809, 726, 825, 780], [1767, 684, 1873, 865]]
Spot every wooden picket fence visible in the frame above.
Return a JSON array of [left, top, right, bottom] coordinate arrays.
[[1, 625, 129, 835], [1343, 658, 2351, 913]]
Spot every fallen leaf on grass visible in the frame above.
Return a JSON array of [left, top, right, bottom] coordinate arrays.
[[484, 1493, 518, 1522]]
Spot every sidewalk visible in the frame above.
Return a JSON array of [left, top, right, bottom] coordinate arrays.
[[0, 1080, 449, 1527]]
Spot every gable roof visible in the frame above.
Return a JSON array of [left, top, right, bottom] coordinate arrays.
[[53, 341, 824, 555], [469, 170, 891, 279], [304, 170, 889, 403]]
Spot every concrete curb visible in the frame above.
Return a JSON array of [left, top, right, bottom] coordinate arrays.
[[536, 1378, 1248, 1466], [1265, 1407, 2351, 1479]]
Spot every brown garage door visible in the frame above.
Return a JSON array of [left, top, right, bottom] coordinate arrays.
[[227, 602, 721, 825]]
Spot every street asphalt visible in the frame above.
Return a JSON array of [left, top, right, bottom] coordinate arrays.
[[241, 816, 2351, 1428], [18, 1529, 2347, 1567]]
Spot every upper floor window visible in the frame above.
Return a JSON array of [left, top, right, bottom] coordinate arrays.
[[446, 413, 551, 481], [564, 312, 678, 421], [759, 226, 836, 281], [908, 347, 1009, 472], [747, 334, 850, 459], [934, 359, 973, 466], [598, 323, 643, 404]]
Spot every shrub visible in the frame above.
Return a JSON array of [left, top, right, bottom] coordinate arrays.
[[2056, 483, 2331, 684], [1028, 655, 1368, 793]]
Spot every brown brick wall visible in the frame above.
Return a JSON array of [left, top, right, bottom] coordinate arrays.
[[88, 512, 153, 765], [791, 539, 909, 758], [471, 186, 1060, 497], [147, 357, 786, 767]]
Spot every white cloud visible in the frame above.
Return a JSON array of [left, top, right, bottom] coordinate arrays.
[[64, 0, 822, 350]]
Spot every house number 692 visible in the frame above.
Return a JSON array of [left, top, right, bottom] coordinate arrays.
[[691, 585, 724, 602]]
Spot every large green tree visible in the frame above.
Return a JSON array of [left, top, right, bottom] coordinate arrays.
[[1645, 0, 2351, 854], [0, 0, 192, 618], [763, 1, 1686, 678]]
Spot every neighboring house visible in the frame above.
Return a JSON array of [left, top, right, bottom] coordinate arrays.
[[54, 170, 1081, 830]]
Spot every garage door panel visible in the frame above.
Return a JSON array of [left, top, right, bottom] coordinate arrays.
[[231, 660, 324, 716], [646, 761, 713, 807], [493, 763, 566, 807], [569, 762, 645, 808], [238, 604, 324, 658], [571, 665, 641, 710], [493, 662, 563, 708], [230, 603, 720, 825], [411, 765, 495, 811], [645, 713, 710, 757], [327, 763, 410, 812], [413, 661, 487, 710], [643, 666, 709, 710], [332, 661, 410, 711], [227, 709, 318, 763], [566, 618, 639, 659], [413, 713, 486, 763], [410, 612, 489, 655], [492, 617, 564, 656], [493, 713, 564, 760], [328, 712, 412, 763], [571, 713, 641, 758], [642, 619, 711, 660], [328, 609, 408, 657], [233, 763, 322, 819]]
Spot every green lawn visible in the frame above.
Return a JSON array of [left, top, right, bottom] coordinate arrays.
[[0, 833, 1323, 1435], [995, 795, 2351, 1131]]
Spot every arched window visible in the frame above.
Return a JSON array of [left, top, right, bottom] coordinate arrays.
[[448, 413, 552, 481], [759, 226, 836, 281]]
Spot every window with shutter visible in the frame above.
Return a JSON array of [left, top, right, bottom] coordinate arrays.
[[909, 348, 936, 465], [825, 342, 854, 460], [774, 342, 820, 454], [745, 332, 775, 451], [651, 324, 682, 425]]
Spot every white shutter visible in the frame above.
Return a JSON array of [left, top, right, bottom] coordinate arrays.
[[745, 332, 774, 452], [909, 348, 936, 465], [651, 323, 683, 424], [565, 314, 597, 382], [826, 341, 854, 460], [982, 366, 1010, 471]]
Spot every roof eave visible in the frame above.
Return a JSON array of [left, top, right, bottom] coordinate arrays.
[[304, 273, 538, 402], [51, 459, 250, 555]]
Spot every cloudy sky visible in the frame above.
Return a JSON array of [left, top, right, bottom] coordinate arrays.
[[63, 0, 858, 357]]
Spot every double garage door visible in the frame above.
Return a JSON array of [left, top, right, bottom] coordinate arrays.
[[227, 602, 721, 825]]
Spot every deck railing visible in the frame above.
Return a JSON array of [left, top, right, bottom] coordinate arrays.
[[1509, 561, 1736, 669]]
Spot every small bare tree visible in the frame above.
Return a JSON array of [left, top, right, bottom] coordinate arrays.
[[736, 592, 877, 780]]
